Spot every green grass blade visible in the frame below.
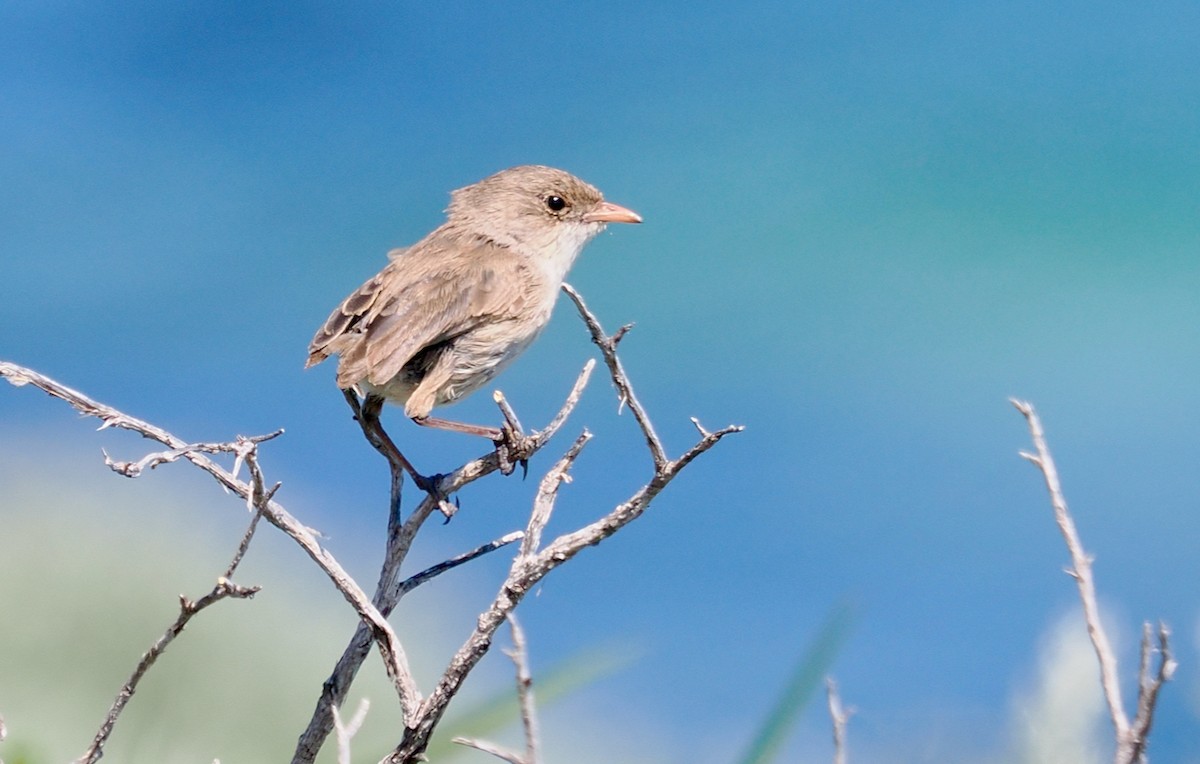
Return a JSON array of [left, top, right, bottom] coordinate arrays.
[[427, 643, 638, 761], [737, 603, 855, 764]]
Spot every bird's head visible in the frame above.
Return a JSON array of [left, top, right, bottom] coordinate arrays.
[[446, 165, 641, 268]]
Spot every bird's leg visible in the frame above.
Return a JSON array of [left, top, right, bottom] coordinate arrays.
[[413, 415, 535, 477], [412, 415, 502, 440], [354, 394, 448, 500]]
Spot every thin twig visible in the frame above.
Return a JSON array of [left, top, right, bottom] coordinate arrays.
[[825, 678, 853, 764], [332, 698, 370, 764], [450, 737, 524, 764], [1012, 399, 1127, 737], [561, 283, 669, 471], [224, 509, 264, 580], [292, 362, 595, 762], [383, 292, 742, 763], [450, 615, 540, 764], [101, 431, 284, 478], [75, 578, 260, 764], [387, 431, 593, 762], [73, 439, 273, 763], [0, 361, 422, 726], [519, 432, 592, 558], [1012, 399, 1173, 764], [494, 390, 526, 436], [398, 532, 525, 595], [1127, 622, 1175, 763], [507, 615, 541, 764]]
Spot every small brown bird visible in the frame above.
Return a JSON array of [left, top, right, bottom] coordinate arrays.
[[307, 165, 641, 454]]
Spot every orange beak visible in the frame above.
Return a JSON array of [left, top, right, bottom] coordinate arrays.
[[583, 200, 643, 224]]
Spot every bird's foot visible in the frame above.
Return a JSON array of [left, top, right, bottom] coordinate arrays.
[[411, 472, 459, 520], [495, 424, 535, 478]]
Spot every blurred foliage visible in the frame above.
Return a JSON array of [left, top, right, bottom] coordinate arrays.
[[429, 644, 637, 761], [737, 603, 854, 764], [0, 453, 649, 763]]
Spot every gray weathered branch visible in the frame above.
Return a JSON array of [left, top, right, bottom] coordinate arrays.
[[0, 361, 422, 728], [292, 361, 596, 761], [381, 288, 742, 763], [1012, 399, 1174, 764], [825, 678, 853, 764], [452, 614, 541, 764], [77, 576, 260, 764]]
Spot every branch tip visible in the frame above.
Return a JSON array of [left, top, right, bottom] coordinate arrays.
[[611, 323, 633, 345]]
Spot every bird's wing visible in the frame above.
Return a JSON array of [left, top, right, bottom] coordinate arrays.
[[306, 267, 387, 365], [306, 239, 526, 389]]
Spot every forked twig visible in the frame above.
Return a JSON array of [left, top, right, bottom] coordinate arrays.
[[381, 288, 742, 763], [825, 678, 853, 764], [0, 362, 423, 730], [452, 615, 542, 764], [76, 576, 261, 764], [2, 285, 741, 764], [292, 362, 596, 761], [332, 698, 371, 764], [561, 283, 670, 470]]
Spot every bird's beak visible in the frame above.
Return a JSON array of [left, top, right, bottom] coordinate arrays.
[[583, 201, 643, 224]]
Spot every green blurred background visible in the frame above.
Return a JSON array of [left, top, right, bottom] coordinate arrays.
[[2, 2, 1199, 761]]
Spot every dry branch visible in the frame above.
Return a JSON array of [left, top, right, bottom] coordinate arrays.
[[332, 698, 371, 764], [76, 578, 260, 764], [292, 361, 596, 761], [1, 286, 740, 764], [381, 287, 741, 763], [452, 615, 541, 764], [1012, 399, 1175, 764], [75, 497, 267, 763], [0, 361, 422, 726], [825, 678, 852, 764]]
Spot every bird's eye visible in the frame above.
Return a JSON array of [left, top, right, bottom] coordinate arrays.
[[545, 195, 567, 212]]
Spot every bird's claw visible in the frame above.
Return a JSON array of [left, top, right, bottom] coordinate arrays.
[[495, 424, 535, 477], [412, 472, 457, 519]]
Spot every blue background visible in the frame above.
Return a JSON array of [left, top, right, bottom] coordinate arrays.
[[2, 3, 1199, 761]]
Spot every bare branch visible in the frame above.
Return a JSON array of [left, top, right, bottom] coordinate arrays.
[[450, 615, 541, 764], [493, 390, 526, 436], [293, 362, 596, 761], [451, 737, 525, 764], [535, 359, 595, 441], [668, 422, 745, 476], [384, 291, 742, 762], [1012, 399, 1173, 764], [519, 432, 592, 558], [1128, 622, 1176, 763], [224, 509, 263, 583], [1011, 399, 1128, 739], [75, 578, 260, 764], [506, 615, 541, 764], [101, 430, 283, 478], [383, 434, 593, 762], [71, 443, 272, 763], [398, 532, 525, 595], [825, 678, 853, 764], [0, 361, 423, 726], [6, 285, 739, 764], [332, 698, 370, 764], [561, 283, 669, 471]]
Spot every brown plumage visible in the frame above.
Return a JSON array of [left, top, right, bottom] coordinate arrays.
[[307, 165, 641, 429]]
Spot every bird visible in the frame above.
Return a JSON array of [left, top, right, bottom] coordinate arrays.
[[306, 165, 641, 476]]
